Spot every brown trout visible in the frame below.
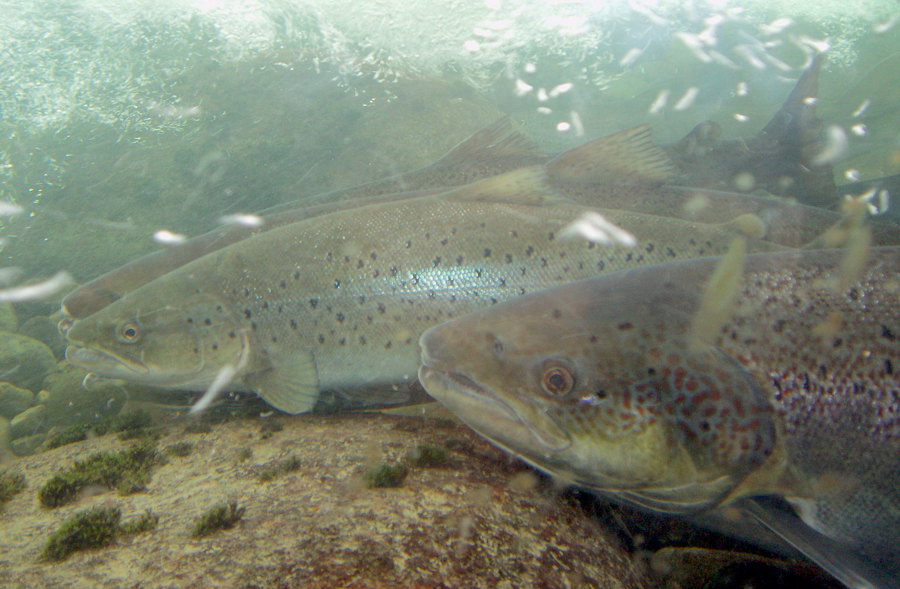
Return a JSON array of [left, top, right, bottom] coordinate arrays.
[[62, 53, 898, 324], [418, 247, 899, 586], [63, 167, 782, 415]]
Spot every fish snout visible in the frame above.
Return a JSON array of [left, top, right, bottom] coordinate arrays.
[[418, 324, 449, 369]]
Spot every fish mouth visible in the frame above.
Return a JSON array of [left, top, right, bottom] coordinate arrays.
[[419, 365, 572, 452], [65, 344, 149, 376]]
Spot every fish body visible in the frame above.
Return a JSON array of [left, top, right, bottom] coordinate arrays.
[[64, 171, 783, 414], [418, 247, 899, 583], [61, 53, 899, 324]]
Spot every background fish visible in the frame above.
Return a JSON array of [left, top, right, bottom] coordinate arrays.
[[62, 53, 899, 324], [419, 247, 899, 586], [64, 168, 783, 415]]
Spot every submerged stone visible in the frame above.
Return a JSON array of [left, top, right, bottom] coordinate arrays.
[[0, 382, 33, 419], [10, 404, 47, 439], [0, 303, 17, 332], [0, 332, 56, 392]]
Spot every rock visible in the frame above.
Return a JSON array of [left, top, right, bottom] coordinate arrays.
[[18, 315, 67, 359], [0, 416, 13, 461], [0, 413, 646, 587], [0, 382, 34, 419], [10, 432, 45, 456], [10, 404, 47, 439], [0, 331, 57, 391], [0, 303, 16, 332], [41, 366, 127, 429]]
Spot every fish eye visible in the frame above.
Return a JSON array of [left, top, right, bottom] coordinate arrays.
[[540, 362, 575, 396], [116, 321, 141, 344]]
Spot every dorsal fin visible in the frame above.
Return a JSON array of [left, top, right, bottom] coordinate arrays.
[[547, 125, 678, 186], [442, 166, 562, 206], [432, 117, 542, 169]]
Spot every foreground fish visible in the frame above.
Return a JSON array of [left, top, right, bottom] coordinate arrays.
[[64, 167, 781, 414], [419, 247, 899, 587]]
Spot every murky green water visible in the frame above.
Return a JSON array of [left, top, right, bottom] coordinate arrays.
[[0, 1, 897, 587]]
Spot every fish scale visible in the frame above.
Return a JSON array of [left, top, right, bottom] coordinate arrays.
[[64, 179, 782, 415]]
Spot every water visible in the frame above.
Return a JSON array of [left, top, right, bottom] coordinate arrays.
[[0, 0, 897, 586]]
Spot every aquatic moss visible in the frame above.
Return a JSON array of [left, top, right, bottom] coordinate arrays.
[[164, 441, 194, 457], [192, 501, 245, 537], [0, 470, 26, 505], [235, 447, 253, 463], [364, 463, 408, 488], [45, 424, 91, 449], [42, 505, 121, 561], [110, 410, 154, 440], [408, 444, 449, 468], [120, 510, 158, 535], [37, 441, 160, 508], [257, 454, 302, 482], [259, 420, 283, 439], [183, 420, 213, 434]]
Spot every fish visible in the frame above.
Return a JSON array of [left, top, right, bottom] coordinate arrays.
[[63, 165, 784, 415], [418, 246, 899, 587], [61, 52, 899, 324]]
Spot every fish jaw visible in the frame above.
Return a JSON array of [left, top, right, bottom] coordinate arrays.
[[65, 343, 149, 378]]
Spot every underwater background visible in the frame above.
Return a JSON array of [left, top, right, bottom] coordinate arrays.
[[0, 0, 897, 587]]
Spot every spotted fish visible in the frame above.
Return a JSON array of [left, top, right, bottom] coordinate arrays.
[[63, 165, 782, 415], [418, 247, 899, 587]]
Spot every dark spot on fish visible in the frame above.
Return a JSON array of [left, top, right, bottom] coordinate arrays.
[[336, 313, 345, 323], [405, 240, 412, 249], [411, 273, 420, 285], [484, 248, 492, 258], [617, 322, 633, 331], [505, 253, 513, 264], [187, 318, 194, 324], [699, 421, 710, 432], [359, 336, 367, 345], [357, 260, 365, 269], [366, 315, 373, 323], [587, 241, 595, 249], [595, 389, 607, 400], [204, 318, 212, 326], [801, 373, 810, 391], [309, 298, 319, 309], [326, 252, 333, 261], [666, 247, 676, 258], [433, 256, 441, 267], [552, 309, 562, 319], [589, 335, 598, 343], [372, 269, 380, 278], [772, 319, 787, 333], [886, 359, 894, 375], [390, 266, 398, 277], [318, 334, 325, 344], [548, 231, 555, 241], [251, 322, 257, 331], [243, 309, 252, 320], [385, 341, 392, 349], [193, 347, 199, 354], [456, 255, 464, 266], [343, 255, 350, 263], [244, 288, 251, 297], [540, 257, 548, 268], [596, 260, 605, 271], [262, 302, 269, 310], [525, 245, 534, 257], [370, 252, 377, 261], [479, 222, 486, 229], [689, 238, 697, 245], [645, 243, 655, 254], [475, 268, 482, 278], [294, 271, 301, 280], [271, 336, 278, 343], [510, 230, 518, 237], [882, 325, 895, 340], [377, 303, 386, 314], [626, 252, 633, 262], [440, 238, 448, 246], [847, 288, 859, 300], [334, 279, 341, 289], [339, 337, 346, 346], [647, 367, 656, 376], [212, 344, 218, 351], [490, 298, 498, 305], [405, 337, 413, 345], [228, 331, 236, 339], [832, 338, 842, 348], [290, 319, 298, 330]]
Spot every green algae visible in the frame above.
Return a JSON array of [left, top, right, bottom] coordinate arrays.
[[364, 463, 408, 488], [37, 441, 161, 508], [0, 469, 26, 505], [192, 501, 245, 537], [42, 505, 121, 561]]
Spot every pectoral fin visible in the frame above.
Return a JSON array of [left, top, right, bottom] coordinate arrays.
[[245, 350, 320, 414]]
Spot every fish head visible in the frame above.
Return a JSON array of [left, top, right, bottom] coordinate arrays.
[[65, 286, 248, 390], [419, 274, 775, 515]]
